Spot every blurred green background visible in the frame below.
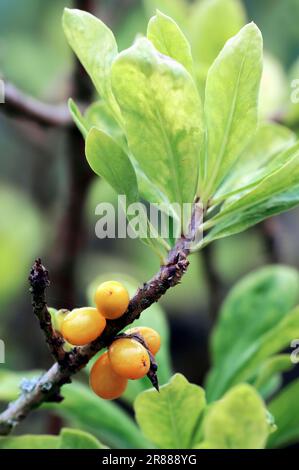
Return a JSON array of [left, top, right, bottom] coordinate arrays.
[[1, 0, 299, 438]]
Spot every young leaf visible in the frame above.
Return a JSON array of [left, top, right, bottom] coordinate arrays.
[[147, 10, 194, 76], [68, 98, 88, 138], [199, 384, 271, 449], [62, 8, 121, 123], [268, 380, 299, 448], [214, 123, 296, 202], [86, 127, 139, 206], [111, 37, 204, 205], [206, 266, 299, 401], [205, 141, 299, 242], [201, 23, 263, 201], [134, 373, 206, 449]]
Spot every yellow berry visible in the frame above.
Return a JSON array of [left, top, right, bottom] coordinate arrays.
[[94, 281, 129, 320], [109, 337, 150, 379], [90, 352, 128, 400], [61, 307, 106, 346], [126, 326, 161, 355]]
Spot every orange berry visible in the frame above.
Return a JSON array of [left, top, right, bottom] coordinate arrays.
[[126, 326, 161, 355], [109, 337, 150, 379], [61, 307, 106, 346], [94, 281, 129, 320], [90, 352, 128, 400]]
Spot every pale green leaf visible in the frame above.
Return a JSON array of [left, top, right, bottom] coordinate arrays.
[[111, 37, 204, 205], [201, 384, 270, 449], [134, 373, 206, 449], [268, 380, 299, 448], [213, 123, 296, 203], [201, 23, 263, 201], [68, 98, 88, 138], [86, 127, 138, 206], [69, 99, 125, 146], [205, 141, 299, 242], [62, 8, 121, 122], [147, 10, 194, 75], [206, 266, 299, 401]]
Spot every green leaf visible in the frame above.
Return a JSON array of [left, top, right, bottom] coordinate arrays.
[[199, 384, 271, 449], [268, 380, 299, 448], [62, 8, 121, 123], [58, 428, 104, 449], [85, 101, 125, 146], [205, 141, 299, 242], [86, 127, 138, 206], [147, 10, 194, 76], [111, 37, 204, 205], [68, 98, 88, 138], [206, 266, 299, 401], [57, 381, 151, 449], [0, 435, 58, 450], [134, 373, 206, 449], [189, 0, 246, 74], [213, 123, 296, 203], [253, 355, 294, 391], [0, 428, 104, 449], [69, 99, 124, 146], [201, 23, 263, 201]]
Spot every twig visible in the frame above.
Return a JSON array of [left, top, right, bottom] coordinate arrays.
[[2, 82, 74, 127], [0, 236, 190, 436], [28, 259, 66, 364]]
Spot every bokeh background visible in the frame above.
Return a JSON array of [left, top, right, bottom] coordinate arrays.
[[1, 0, 299, 437]]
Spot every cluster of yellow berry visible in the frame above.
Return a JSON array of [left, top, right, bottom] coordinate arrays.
[[56, 281, 160, 400]]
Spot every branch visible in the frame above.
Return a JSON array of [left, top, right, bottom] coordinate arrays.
[[1, 82, 75, 127], [0, 237, 190, 436], [28, 259, 66, 364]]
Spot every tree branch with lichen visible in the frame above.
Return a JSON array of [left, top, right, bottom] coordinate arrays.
[[0, 230, 195, 436]]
